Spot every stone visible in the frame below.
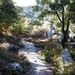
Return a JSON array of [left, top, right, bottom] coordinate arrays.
[[56, 44, 62, 48], [61, 49, 73, 64], [44, 32, 47, 37], [58, 34, 63, 42], [44, 25, 54, 37], [44, 31, 52, 37], [52, 40, 58, 43], [49, 25, 54, 31], [11, 62, 23, 71], [7, 44, 20, 53], [47, 31, 53, 37], [68, 42, 75, 48]]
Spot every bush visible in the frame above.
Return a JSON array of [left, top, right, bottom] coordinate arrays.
[[38, 49, 54, 63], [70, 51, 75, 61]]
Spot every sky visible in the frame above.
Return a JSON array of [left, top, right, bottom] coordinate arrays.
[[13, 0, 36, 6]]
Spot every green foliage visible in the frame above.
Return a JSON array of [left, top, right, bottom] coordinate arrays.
[[70, 68, 75, 75], [52, 68, 59, 75], [69, 50, 75, 61], [68, 1, 75, 23], [34, 0, 75, 24], [69, 1, 75, 12], [39, 49, 54, 63], [38, 9, 52, 19], [38, 39, 75, 75], [0, 0, 26, 34], [32, 5, 40, 12], [52, 68, 69, 75], [0, 0, 18, 28], [11, 23, 25, 32], [36, 0, 52, 5], [40, 46, 75, 75], [60, 0, 70, 6], [53, 64, 75, 75], [56, 22, 62, 28], [11, 7, 26, 32], [38, 39, 62, 63], [34, 0, 75, 48], [28, 19, 41, 26]]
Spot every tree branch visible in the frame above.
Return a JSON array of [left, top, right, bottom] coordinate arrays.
[[56, 11, 62, 23]]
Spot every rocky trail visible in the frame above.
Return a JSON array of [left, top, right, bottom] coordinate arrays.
[[21, 38, 53, 75]]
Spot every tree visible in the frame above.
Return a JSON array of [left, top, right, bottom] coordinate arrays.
[[11, 6, 26, 33], [33, 0, 75, 48], [0, 0, 26, 34], [0, 0, 18, 34]]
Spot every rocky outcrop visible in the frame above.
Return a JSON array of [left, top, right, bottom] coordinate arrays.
[[61, 49, 73, 65]]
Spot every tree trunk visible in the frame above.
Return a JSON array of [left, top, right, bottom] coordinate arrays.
[[62, 19, 69, 48], [62, 7, 65, 34], [56, 6, 70, 48], [61, 7, 65, 48]]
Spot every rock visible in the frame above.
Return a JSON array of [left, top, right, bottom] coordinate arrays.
[[0, 38, 7, 43], [61, 49, 73, 64], [11, 62, 23, 72], [47, 31, 53, 37], [44, 32, 47, 37], [52, 35, 58, 40], [56, 44, 62, 48], [52, 40, 58, 43], [68, 42, 75, 48], [44, 31, 52, 37], [58, 34, 63, 42], [69, 34, 75, 42], [7, 44, 20, 53], [44, 25, 54, 38], [49, 25, 54, 30], [34, 60, 37, 62]]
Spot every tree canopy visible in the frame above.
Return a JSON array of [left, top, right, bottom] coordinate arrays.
[[33, 0, 75, 48], [0, 0, 17, 29], [0, 0, 25, 34]]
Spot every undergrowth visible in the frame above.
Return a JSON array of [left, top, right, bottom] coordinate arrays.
[[38, 38, 75, 75]]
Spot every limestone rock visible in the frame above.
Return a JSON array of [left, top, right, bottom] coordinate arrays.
[[44, 25, 54, 37], [7, 44, 20, 53], [61, 49, 73, 64], [58, 34, 63, 42], [11, 62, 23, 71]]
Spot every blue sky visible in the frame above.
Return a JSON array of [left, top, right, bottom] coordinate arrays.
[[13, 0, 36, 6]]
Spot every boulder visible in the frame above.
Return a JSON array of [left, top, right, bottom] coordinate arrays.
[[44, 25, 55, 38], [58, 34, 63, 42], [7, 44, 20, 53], [1, 61, 24, 75], [61, 49, 73, 64], [11, 62, 23, 72], [49, 25, 54, 31]]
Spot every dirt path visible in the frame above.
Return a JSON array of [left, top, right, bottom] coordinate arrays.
[[21, 38, 53, 75]]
